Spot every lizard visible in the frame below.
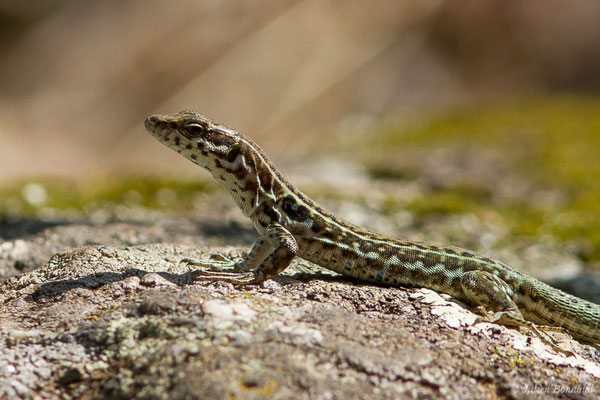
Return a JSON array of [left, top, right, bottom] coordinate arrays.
[[145, 110, 600, 346]]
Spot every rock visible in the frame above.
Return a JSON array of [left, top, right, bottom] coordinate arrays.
[[1, 236, 599, 399]]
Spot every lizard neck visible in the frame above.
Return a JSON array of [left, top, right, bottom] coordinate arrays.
[[207, 136, 290, 221]]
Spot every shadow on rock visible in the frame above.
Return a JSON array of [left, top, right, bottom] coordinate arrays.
[[29, 268, 191, 300]]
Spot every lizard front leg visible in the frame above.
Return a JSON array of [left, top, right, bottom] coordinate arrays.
[[189, 222, 297, 285], [181, 238, 272, 272]]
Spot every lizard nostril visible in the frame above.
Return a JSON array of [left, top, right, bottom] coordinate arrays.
[[145, 115, 161, 128]]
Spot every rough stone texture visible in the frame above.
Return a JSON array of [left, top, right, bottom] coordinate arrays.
[[0, 210, 255, 281], [1, 219, 600, 399]]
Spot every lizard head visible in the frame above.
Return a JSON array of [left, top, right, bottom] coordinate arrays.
[[145, 110, 242, 171]]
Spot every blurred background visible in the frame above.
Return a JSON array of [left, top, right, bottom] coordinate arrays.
[[1, 0, 599, 178]]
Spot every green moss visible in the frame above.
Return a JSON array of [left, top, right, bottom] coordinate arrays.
[[410, 192, 469, 216], [497, 204, 547, 238], [365, 165, 418, 181], [0, 177, 218, 217], [404, 189, 475, 217], [374, 96, 600, 187], [368, 95, 600, 262]]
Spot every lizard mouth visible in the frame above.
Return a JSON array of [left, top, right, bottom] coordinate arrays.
[[144, 115, 164, 134], [144, 115, 178, 144]]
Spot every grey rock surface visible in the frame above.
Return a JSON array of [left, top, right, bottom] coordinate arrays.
[[1, 220, 600, 399]]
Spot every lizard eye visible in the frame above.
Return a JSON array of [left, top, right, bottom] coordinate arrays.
[[182, 124, 205, 137]]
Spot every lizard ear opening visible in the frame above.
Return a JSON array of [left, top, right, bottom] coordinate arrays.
[[226, 144, 241, 163]]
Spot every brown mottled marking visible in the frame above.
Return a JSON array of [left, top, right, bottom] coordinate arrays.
[[241, 178, 258, 195], [227, 145, 241, 163]]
